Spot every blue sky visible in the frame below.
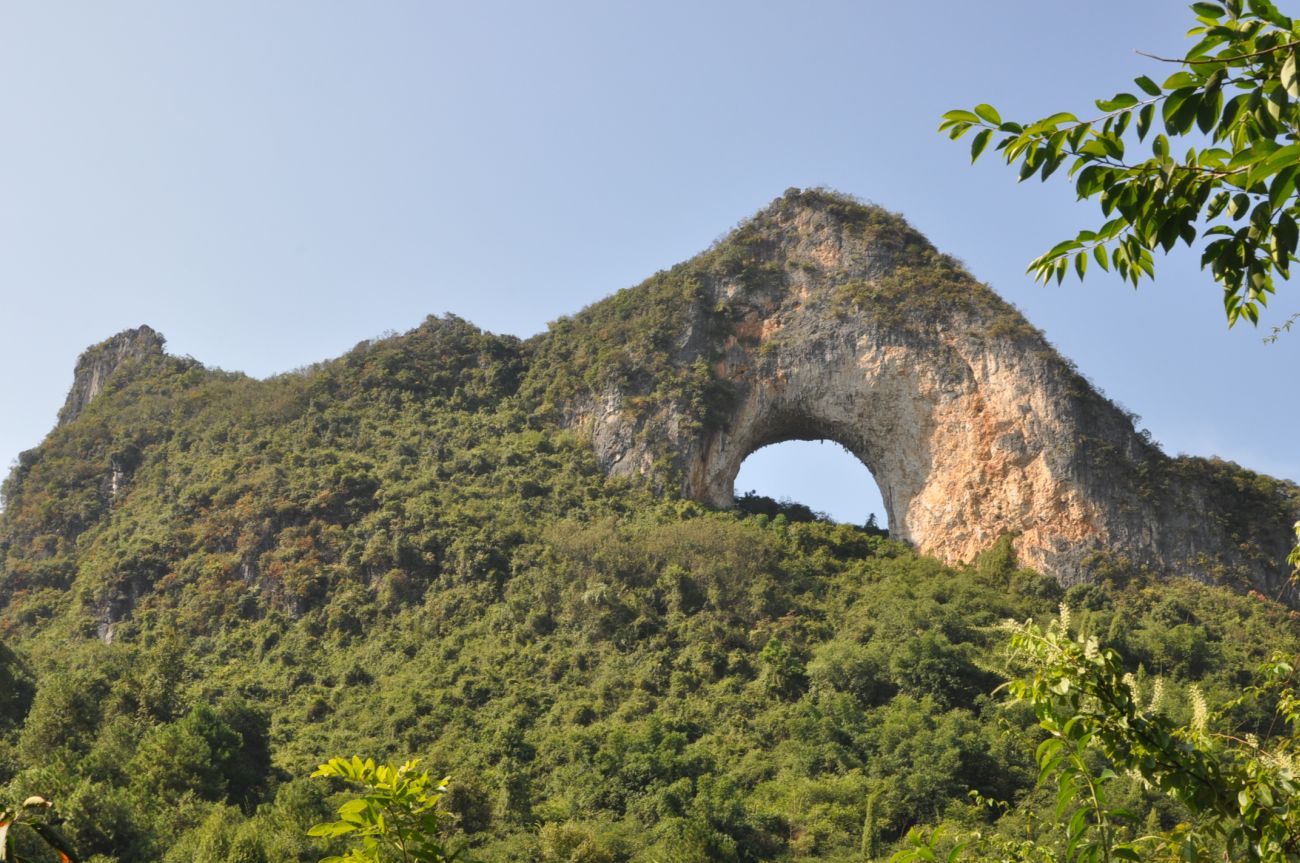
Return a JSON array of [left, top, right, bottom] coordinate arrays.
[[3, 1, 1296, 525]]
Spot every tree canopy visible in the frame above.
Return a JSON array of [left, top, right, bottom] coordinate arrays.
[[942, 0, 1300, 327]]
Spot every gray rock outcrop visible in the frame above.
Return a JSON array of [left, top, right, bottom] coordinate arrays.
[[58, 325, 166, 425]]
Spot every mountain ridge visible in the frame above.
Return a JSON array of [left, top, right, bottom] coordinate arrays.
[[6, 188, 1297, 622]]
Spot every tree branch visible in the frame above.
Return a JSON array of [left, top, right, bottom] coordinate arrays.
[[1135, 40, 1300, 66]]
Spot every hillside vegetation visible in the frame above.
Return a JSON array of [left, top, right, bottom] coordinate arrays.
[[2, 194, 1299, 863]]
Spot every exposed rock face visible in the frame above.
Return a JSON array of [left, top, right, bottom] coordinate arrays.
[[58, 325, 166, 425], [555, 190, 1299, 597]]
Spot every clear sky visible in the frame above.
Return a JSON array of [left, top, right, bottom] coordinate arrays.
[[3, 1, 1296, 526]]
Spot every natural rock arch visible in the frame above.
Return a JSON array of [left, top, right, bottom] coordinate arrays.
[[696, 380, 915, 532], [552, 189, 1299, 596]]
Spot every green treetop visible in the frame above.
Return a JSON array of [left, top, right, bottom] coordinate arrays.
[[942, 0, 1300, 327]]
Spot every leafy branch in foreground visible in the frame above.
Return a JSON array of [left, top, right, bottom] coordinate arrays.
[[0, 796, 80, 863], [942, 0, 1300, 326], [895, 608, 1300, 863], [308, 757, 465, 863]]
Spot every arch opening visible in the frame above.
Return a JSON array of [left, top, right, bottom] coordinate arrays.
[[733, 439, 888, 530]]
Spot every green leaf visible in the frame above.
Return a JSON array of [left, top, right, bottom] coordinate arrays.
[[1163, 88, 1202, 135], [1114, 109, 1132, 137], [1035, 736, 1064, 763], [941, 109, 982, 123], [1185, 31, 1228, 61], [1276, 211, 1298, 256], [1197, 88, 1222, 133], [1207, 190, 1232, 219], [974, 104, 1002, 125], [339, 799, 371, 823], [1094, 245, 1110, 271], [1067, 123, 1092, 153], [1019, 154, 1040, 182], [1228, 144, 1273, 171], [1282, 49, 1300, 99], [1047, 129, 1069, 162], [1137, 103, 1155, 140], [1269, 164, 1298, 210], [308, 822, 360, 838], [1075, 251, 1087, 279], [1136, 246, 1155, 279], [1080, 140, 1113, 158], [1045, 239, 1082, 257], [1068, 807, 1089, 842], [1135, 75, 1163, 96], [1217, 93, 1245, 139], [1247, 0, 1291, 28], [1098, 133, 1124, 159], [1042, 112, 1079, 126], [1041, 155, 1065, 181], [1097, 93, 1140, 112], [1075, 165, 1107, 197], [970, 128, 992, 163], [1251, 143, 1300, 188], [1159, 217, 1183, 252], [1198, 147, 1232, 168]]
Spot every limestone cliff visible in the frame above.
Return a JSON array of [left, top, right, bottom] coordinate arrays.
[[540, 189, 1299, 597], [57, 325, 166, 425]]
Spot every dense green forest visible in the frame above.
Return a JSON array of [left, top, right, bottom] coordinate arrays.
[[3, 196, 1299, 862]]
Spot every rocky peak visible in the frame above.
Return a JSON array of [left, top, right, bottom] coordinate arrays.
[[549, 188, 1300, 598], [58, 325, 166, 426]]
